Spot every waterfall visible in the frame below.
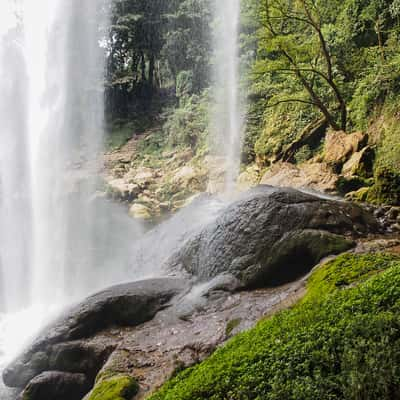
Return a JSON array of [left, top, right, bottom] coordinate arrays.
[[211, 0, 244, 193], [0, 2, 122, 387], [0, 0, 109, 313]]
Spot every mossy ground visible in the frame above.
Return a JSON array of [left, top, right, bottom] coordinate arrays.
[[88, 374, 138, 400], [148, 252, 400, 400]]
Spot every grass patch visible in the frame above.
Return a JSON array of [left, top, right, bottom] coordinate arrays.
[[149, 253, 400, 400]]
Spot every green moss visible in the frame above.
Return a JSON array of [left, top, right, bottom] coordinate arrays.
[[345, 187, 371, 203], [366, 104, 400, 205], [88, 374, 139, 400], [367, 167, 400, 206], [225, 318, 242, 337], [149, 253, 400, 400], [335, 176, 373, 196], [254, 102, 318, 164], [304, 253, 400, 303]]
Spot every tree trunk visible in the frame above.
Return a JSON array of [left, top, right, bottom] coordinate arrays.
[[140, 52, 146, 82], [148, 54, 155, 88]]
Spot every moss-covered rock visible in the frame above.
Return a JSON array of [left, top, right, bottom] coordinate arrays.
[[254, 102, 319, 165], [345, 186, 371, 202], [366, 104, 400, 206], [87, 374, 138, 400], [367, 167, 400, 206], [342, 146, 375, 178], [149, 252, 400, 400], [303, 252, 400, 302], [335, 175, 373, 196]]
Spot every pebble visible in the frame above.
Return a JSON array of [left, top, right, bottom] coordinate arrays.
[[374, 208, 385, 218], [387, 207, 400, 221], [391, 223, 400, 232]]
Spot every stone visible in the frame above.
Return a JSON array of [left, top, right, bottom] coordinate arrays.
[[3, 278, 188, 388], [129, 203, 152, 219], [387, 207, 400, 221], [172, 166, 196, 185], [392, 223, 400, 232], [20, 371, 91, 400], [132, 167, 154, 187], [165, 186, 378, 288], [48, 342, 112, 381], [342, 146, 375, 178], [260, 161, 339, 193], [106, 178, 140, 202], [324, 130, 367, 166], [374, 207, 385, 218], [166, 148, 194, 166], [237, 165, 260, 191]]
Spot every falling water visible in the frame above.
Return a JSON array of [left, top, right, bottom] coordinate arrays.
[[0, 0, 111, 311], [0, 1, 124, 394], [211, 0, 244, 192]]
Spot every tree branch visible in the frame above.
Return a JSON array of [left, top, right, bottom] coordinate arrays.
[[266, 98, 317, 108]]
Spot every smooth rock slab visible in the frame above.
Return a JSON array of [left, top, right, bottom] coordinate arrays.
[[3, 278, 187, 388], [165, 186, 378, 288], [20, 371, 90, 400]]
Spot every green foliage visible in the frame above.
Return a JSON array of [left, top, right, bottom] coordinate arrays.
[[249, 0, 400, 165], [105, 116, 155, 150], [365, 104, 400, 205], [348, 35, 400, 130], [176, 71, 194, 99], [105, 121, 135, 150], [132, 129, 168, 168], [163, 91, 209, 152], [106, 0, 211, 120], [87, 374, 139, 400], [162, 0, 211, 92], [253, 101, 318, 162], [149, 253, 400, 400], [294, 145, 313, 164]]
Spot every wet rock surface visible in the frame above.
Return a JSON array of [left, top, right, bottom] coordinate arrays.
[[84, 278, 308, 400], [20, 371, 91, 400], [165, 186, 378, 288], [3, 278, 187, 388], [2, 186, 380, 399]]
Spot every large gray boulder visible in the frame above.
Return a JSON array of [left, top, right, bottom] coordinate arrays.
[[3, 278, 187, 388], [19, 371, 91, 400], [165, 186, 378, 288], [3, 186, 378, 398]]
